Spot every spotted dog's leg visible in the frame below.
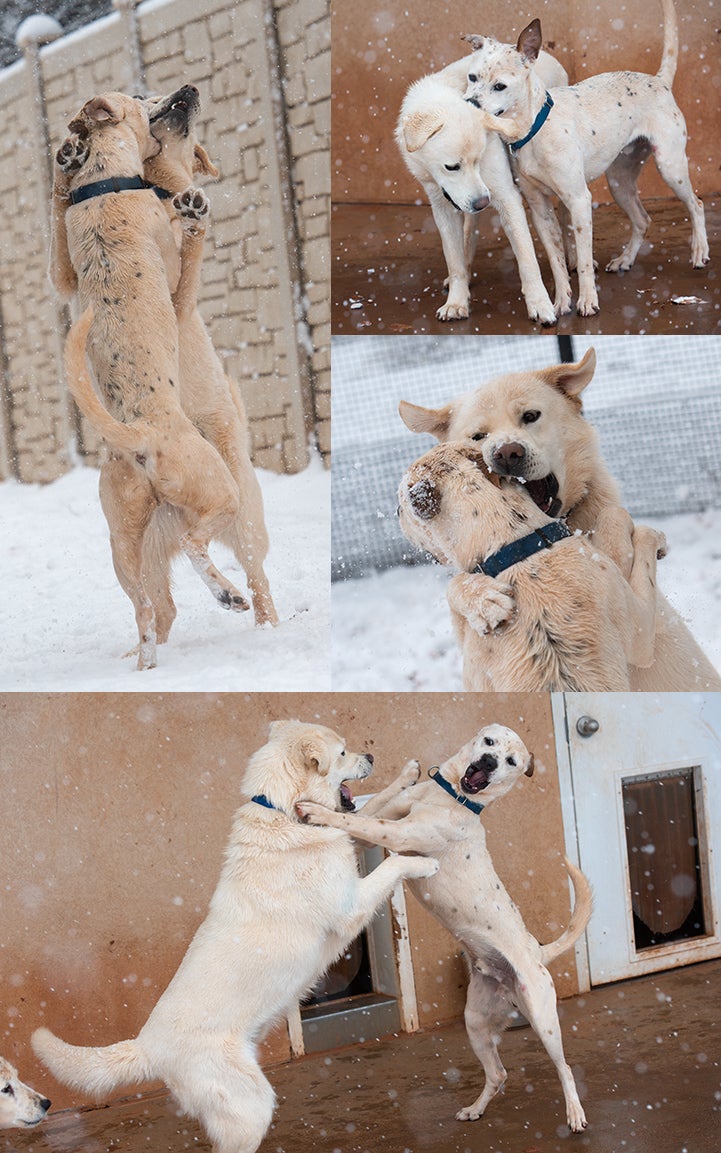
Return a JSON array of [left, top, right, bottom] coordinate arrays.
[[50, 135, 91, 300], [171, 187, 209, 319]]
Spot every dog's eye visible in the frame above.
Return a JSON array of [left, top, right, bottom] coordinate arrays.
[[492, 82, 507, 92], [471, 431, 487, 441], [444, 162, 461, 172], [484, 736, 495, 746], [522, 410, 541, 424], [468, 73, 477, 83], [506, 756, 516, 766], [1, 1084, 14, 1096]]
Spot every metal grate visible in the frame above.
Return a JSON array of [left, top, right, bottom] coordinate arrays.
[[332, 334, 721, 579]]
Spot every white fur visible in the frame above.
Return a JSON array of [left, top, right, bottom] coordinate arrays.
[[0, 1057, 50, 1129]]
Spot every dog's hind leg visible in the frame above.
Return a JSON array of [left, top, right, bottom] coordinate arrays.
[[514, 965, 587, 1132], [99, 459, 159, 670], [179, 1052, 275, 1153], [605, 140, 653, 272], [456, 967, 510, 1122], [651, 134, 709, 267]]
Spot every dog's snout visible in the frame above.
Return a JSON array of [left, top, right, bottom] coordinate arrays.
[[365, 753, 374, 765], [471, 195, 490, 213], [40, 1098, 52, 1112], [479, 752, 497, 771], [492, 441, 526, 476]]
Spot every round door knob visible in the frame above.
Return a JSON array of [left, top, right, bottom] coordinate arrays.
[[576, 715, 599, 738]]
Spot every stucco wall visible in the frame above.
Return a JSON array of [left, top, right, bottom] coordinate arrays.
[[0, 691, 574, 1111], [0, 0, 329, 482]]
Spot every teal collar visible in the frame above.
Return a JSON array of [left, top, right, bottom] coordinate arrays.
[[428, 767, 484, 815], [510, 92, 554, 153], [251, 794, 278, 810]]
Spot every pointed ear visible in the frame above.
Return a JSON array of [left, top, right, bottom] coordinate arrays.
[[399, 399, 452, 439], [193, 143, 219, 179], [461, 33, 485, 51], [524, 753, 535, 778], [401, 110, 444, 153], [517, 18, 542, 63], [540, 347, 596, 400], [82, 95, 125, 124], [299, 733, 330, 775]]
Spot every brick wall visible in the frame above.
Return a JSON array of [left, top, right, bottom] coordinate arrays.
[[0, 0, 329, 481]]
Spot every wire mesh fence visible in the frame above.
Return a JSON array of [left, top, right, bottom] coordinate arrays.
[[332, 334, 721, 580]]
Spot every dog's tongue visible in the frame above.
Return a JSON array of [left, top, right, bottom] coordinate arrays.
[[461, 762, 492, 794], [340, 784, 356, 812], [525, 473, 562, 517]]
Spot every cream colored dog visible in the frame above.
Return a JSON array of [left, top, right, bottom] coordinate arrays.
[[51, 91, 246, 669], [399, 347, 721, 691], [398, 442, 663, 690], [33, 721, 438, 1153], [397, 47, 566, 324], [462, 0, 708, 315], [0, 1057, 50, 1129], [298, 724, 592, 1132]]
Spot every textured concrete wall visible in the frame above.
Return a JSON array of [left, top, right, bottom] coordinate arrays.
[[0, 0, 329, 481]]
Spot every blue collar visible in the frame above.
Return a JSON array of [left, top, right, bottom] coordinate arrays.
[[428, 767, 484, 816], [69, 176, 173, 205], [509, 92, 554, 153], [474, 520, 572, 578], [251, 794, 278, 811]]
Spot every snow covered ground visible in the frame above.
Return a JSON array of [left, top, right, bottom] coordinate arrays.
[[0, 459, 330, 691], [331, 508, 721, 691]]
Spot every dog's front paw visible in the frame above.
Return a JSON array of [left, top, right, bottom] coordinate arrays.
[[576, 291, 600, 317], [401, 855, 439, 880], [448, 573, 515, 633], [527, 296, 557, 328], [56, 134, 89, 174], [173, 186, 209, 234], [295, 801, 328, 825], [398, 759, 421, 788], [437, 300, 470, 321]]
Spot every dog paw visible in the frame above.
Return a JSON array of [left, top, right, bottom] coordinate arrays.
[[455, 1105, 483, 1122], [527, 298, 557, 327], [173, 186, 210, 233], [56, 134, 89, 174], [437, 300, 470, 321], [654, 531, 668, 560], [448, 573, 515, 633], [605, 253, 633, 273], [567, 1105, 588, 1132], [576, 294, 600, 317], [403, 855, 439, 879], [295, 802, 322, 823], [554, 290, 573, 316], [399, 759, 421, 788]]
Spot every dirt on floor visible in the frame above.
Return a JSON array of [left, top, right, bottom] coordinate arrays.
[[7, 957, 720, 1153], [332, 198, 721, 336]]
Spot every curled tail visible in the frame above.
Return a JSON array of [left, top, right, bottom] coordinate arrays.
[[657, 0, 678, 86], [31, 1027, 150, 1099], [540, 857, 593, 966], [64, 306, 150, 455]]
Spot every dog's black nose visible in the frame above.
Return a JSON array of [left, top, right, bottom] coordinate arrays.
[[40, 1098, 51, 1111], [479, 752, 497, 771], [492, 442, 526, 476], [365, 753, 374, 765], [466, 97, 481, 108]]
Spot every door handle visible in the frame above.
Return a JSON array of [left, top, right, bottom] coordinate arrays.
[[576, 715, 599, 737]]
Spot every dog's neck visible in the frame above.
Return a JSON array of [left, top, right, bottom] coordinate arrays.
[[144, 155, 190, 197], [68, 143, 145, 192], [446, 481, 559, 573]]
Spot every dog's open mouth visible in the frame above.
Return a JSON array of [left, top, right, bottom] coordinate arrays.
[[522, 473, 562, 518], [340, 784, 356, 812], [149, 85, 200, 134], [461, 760, 494, 794]]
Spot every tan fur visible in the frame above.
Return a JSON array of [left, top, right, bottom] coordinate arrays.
[[32, 721, 438, 1153], [0, 1057, 50, 1130], [298, 724, 592, 1131], [397, 442, 663, 690], [50, 91, 249, 669], [399, 350, 721, 690]]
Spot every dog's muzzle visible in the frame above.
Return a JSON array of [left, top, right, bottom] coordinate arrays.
[[149, 84, 200, 134], [461, 753, 497, 794]]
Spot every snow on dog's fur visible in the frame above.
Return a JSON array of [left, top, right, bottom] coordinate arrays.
[[0, 1057, 50, 1129], [33, 721, 437, 1153]]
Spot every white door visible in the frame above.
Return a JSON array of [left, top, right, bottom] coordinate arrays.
[[554, 693, 721, 986]]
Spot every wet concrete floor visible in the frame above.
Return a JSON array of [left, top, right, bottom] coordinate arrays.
[[332, 198, 721, 336], [9, 957, 720, 1152]]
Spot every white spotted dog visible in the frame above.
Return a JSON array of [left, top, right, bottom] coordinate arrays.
[[0, 1057, 51, 1129], [298, 724, 592, 1133], [463, 0, 709, 316], [396, 47, 566, 324]]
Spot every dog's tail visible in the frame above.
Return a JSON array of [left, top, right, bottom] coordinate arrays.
[[31, 1027, 150, 1099], [540, 857, 593, 966], [64, 305, 152, 455], [657, 0, 678, 86]]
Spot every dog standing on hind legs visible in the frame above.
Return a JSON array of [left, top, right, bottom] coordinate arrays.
[[298, 724, 591, 1132]]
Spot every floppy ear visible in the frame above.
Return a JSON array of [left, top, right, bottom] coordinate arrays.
[[461, 33, 485, 51], [399, 399, 452, 439], [402, 110, 444, 153], [193, 143, 219, 179], [408, 477, 441, 520], [540, 347, 596, 401], [82, 95, 125, 124], [517, 18, 542, 63], [299, 733, 331, 775], [525, 753, 535, 778]]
